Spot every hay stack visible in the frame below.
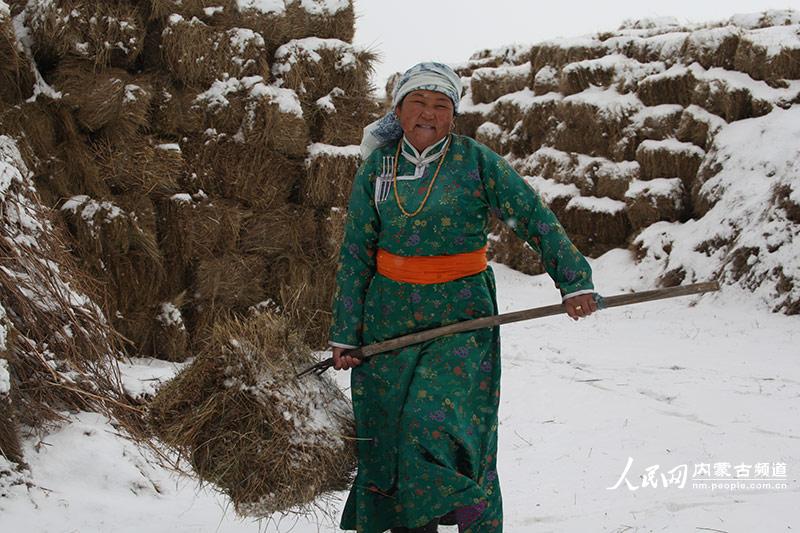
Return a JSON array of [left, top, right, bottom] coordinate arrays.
[[681, 26, 741, 70], [92, 140, 183, 197], [148, 0, 236, 23], [272, 37, 375, 103], [486, 217, 545, 276], [24, 0, 146, 68], [636, 139, 705, 186], [239, 204, 317, 258], [301, 144, 360, 208], [533, 66, 560, 95], [149, 299, 190, 362], [734, 26, 800, 83], [614, 104, 683, 161], [624, 177, 687, 230], [195, 254, 267, 311], [691, 78, 773, 122], [519, 175, 581, 220], [559, 54, 664, 96], [594, 160, 640, 201], [551, 87, 643, 159], [676, 104, 727, 150], [312, 87, 377, 145], [0, 5, 34, 105], [530, 37, 606, 72], [520, 147, 594, 196], [636, 64, 698, 107], [149, 80, 204, 137], [161, 15, 270, 87], [470, 63, 531, 104], [517, 92, 561, 153], [559, 195, 631, 256], [475, 122, 509, 156], [148, 312, 356, 515]]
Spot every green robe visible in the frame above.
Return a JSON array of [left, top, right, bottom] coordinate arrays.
[[330, 134, 593, 532]]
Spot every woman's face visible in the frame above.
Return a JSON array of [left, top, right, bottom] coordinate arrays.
[[396, 90, 454, 152]]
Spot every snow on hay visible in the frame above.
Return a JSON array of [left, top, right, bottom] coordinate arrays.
[[147, 311, 355, 516]]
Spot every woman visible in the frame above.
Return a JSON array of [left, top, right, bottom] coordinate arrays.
[[328, 62, 597, 533]]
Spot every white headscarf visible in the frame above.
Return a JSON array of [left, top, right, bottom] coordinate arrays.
[[360, 62, 462, 160]]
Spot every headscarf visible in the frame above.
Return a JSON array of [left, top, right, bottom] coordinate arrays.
[[360, 62, 462, 160]]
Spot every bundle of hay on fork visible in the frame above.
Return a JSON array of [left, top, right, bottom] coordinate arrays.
[[148, 311, 356, 516]]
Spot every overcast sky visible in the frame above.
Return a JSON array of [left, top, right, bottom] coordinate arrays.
[[352, 0, 798, 94]]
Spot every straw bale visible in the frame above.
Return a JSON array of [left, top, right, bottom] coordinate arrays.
[[264, 254, 337, 349], [453, 109, 488, 138], [675, 104, 727, 150], [533, 65, 560, 95], [637, 65, 698, 107], [594, 160, 641, 201], [0, 98, 64, 176], [486, 217, 544, 276], [148, 0, 236, 23], [519, 175, 581, 220], [239, 203, 317, 258], [522, 147, 594, 195], [25, 0, 146, 68], [185, 134, 302, 209], [551, 89, 643, 160], [160, 15, 270, 87], [59, 195, 165, 316], [150, 81, 204, 137], [691, 78, 774, 122], [46, 135, 113, 205], [300, 143, 359, 208], [470, 63, 531, 105], [624, 177, 687, 230], [195, 254, 267, 310], [560, 55, 665, 96], [158, 193, 243, 271], [615, 104, 683, 161], [517, 92, 561, 153], [317, 206, 347, 262], [148, 311, 355, 515], [194, 76, 309, 158], [0, 8, 35, 105], [636, 139, 705, 186], [272, 37, 375, 104], [477, 121, 513, 156], [92, 139, 183, 197], [559, 195, 631, 256], [734, 28, 800, 83], [311, 88, 375, 146], [286, 0, 355, 43], [681, 26, 741, 70], [150, 299, 190, 362], [530, 39, 606, 72]]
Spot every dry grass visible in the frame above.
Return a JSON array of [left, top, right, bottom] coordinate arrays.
[[681, 26, 741, 70], [148, 0, 236, 22], [637, 68, 698, 107], [311, 90, 376, 146], [518, 95, 561, 153], [486, 217, 545, 276], [148, 312, 355, 515], [91, 139, 184, 197], [0, 10, 35, 105], [692, 79, 774, 122], [453, 110, 489, 138], [185, 135, 302, 209], [532, 65, 560, 95], [636, 140, 705, 185], [475, 122, 509, 156], [301, 147, 360, 208], [594, 161, 641, 201], [317, 206, 347, 262], [239, 204, 317, 258], [25, 0, 146, 68], [160, 16, 270, 87], [51, 61, 129, 132], [530, 40, 606, 72], [559, 196, 631, 257], [734, 36, 800, 84], [149, 80, 204, 137], [676, 106, 726, 150], [625, 178, 687, 230], [551, 97, 640, 160], [273, 39, 376, 104], [195, 254, 267, 310], [470, 66, 530, 105]]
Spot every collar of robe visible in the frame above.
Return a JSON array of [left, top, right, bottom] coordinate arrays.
[[400, 135, 449, 178]]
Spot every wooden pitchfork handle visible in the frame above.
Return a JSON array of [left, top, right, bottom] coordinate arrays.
[[295, 281, 720, 378]]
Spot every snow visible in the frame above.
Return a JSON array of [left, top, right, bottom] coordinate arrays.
[[306, 143, 360, 159], [563, 86, 643, 118], [696, 66, 800, 105], [195, 76, 303, 117], [118, 357, 186, 402], [2, 251, 798, 531], [227, 27, 265, 54], [728, 9, 800, 29], [637, 138, 706, 158], [523, 175, 580, 204], [315, 86, 344, 113], [740, 24, 800, 56], [292, 0, 350, 16], [476, 121, 503, 137], [567, 195, 627, 214], [236, 0, 286, 14], [625, 177, 684, 201], [0, 357, 9, 396], [562, 54, 665, 91], [472, 62, 531, 81], [495, 88, 561, 111]]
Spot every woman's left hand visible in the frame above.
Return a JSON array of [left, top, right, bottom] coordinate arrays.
[[564, 293, 597, 321]]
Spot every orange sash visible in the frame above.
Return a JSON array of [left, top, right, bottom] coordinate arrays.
[[376, 245, 488, 284]]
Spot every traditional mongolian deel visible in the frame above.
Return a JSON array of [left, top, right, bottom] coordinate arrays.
[[330, 134, 593, 533]]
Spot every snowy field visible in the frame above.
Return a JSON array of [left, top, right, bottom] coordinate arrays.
[[1, 249, 797, 532]]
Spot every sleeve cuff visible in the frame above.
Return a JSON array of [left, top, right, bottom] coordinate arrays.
[[561, 289, 595, 302], [329, 340, 359, 350]]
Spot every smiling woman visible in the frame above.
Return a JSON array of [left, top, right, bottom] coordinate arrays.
[[328, 61, 597, 533]]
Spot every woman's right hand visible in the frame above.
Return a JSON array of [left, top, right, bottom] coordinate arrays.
[[332, 346, 362, 370]]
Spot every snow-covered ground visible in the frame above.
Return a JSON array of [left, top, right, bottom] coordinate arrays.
[[1, 250, 797, 532]]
